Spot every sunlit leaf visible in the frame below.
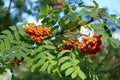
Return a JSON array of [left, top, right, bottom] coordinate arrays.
[[71, 70, 77, 79], [40, 61, 49, 72], [65, 67, 74, 76], [77, 66, 86, 80], [57, 50, 71, 58], [42, 45, 56, 49], [58, 56, 70, 65], [60, 62, 72, 71]]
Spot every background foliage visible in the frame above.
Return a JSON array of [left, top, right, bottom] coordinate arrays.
[[0, 0, 120, 80]]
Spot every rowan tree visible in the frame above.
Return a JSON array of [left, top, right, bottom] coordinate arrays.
[[0, 0, 120, 80]]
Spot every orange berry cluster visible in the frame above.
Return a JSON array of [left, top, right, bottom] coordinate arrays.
[[11, 57, 24, 67], [60, 35, 102, 56], [79, 35, 102, 55], [24, 23, 51, 43], [59, 39, 78, 51]]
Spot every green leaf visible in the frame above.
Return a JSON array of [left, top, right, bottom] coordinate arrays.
[[110, 14, 116, 18], [65, 18, 70, 25], [47, 61, 57, 74], [1, 30, 11, 35], [78, 2, 84, 7], [22, 47, 31, 53], [59, 17, 66, 28], [89, 10, 97, 17], [0, 35, 6, 39], [43, 40, 53, 45], [78, 8, 88, 17], [40, 61, 49, 72], [35, 46, 43, 53], [71, 71, 77, 79], [71, 52, 80, 66], [42, 17, 50, 24], [65, 67, 74, 76], [77, 66, 86, 80], [64, 6, 69, 14], [109, 38, 120, 48], [92, 74, 98, 80], [31, 58, 46, 72], [59, 56, 70, 65], [8, 34, 15, 43], [33, 52, 45, 61], [47, 63, 53, 74], [60, 62, 72, 71], [18, 24, 27, 37], [0, 40, 5, 53], [92, 24, 105, 33], [17, 50, 27, 58], [26, 58, 34, 67], [9, 26, 17, 32], [14, 32, 21, 41], [4, 37, 11, 51], [69, 9, 79, 21], [95, 28, 109, 40], [71, 5, 76, 10], [22, 21, 28, 25], [117, 18, 120, 25], [31, 64, 38, 72], [24, 43, 34, 48], [46, 4, 53, 11], [52, 67, 62, 77], [61, 0, 67, 4], [9, 53, 16, 61], [42, 45, 56, 49], [45, 52, 55, 59], [15, 53, 22, 60], [73, 59, 80, 66], [57, 50, 71, 58], [93, 0, 99, 8], [102, 32, 109, 40]]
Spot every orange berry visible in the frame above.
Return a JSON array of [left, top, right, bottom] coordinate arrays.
[[79, 35, 102, 55], [24, 23, 51, 43]]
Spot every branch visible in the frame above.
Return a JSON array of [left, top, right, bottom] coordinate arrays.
[[1, 0, 12, 31], [44, 18, 94, 40], [45, 31, 64, 40], [68, 17, 94, 31]]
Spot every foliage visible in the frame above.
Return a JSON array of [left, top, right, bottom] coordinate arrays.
[[0, 0, 120, 80]]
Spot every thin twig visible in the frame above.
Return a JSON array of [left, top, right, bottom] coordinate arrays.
[[68, 17, 94, 31], [44, 18, 94, 40]]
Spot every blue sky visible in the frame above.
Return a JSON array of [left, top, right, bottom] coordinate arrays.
[[84, 0, 120, 16]]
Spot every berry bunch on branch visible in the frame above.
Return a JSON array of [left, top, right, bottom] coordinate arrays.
[[79, 35, 102, 55], [60, 35, 103, 58], [24, 23, 51, 43], [60, 39, 78, 50]]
